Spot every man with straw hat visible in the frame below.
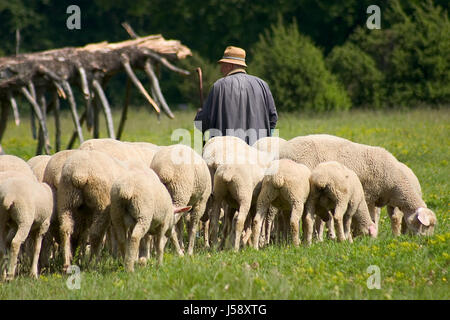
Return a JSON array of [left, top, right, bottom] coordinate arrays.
[[195, 46, 278, 145]]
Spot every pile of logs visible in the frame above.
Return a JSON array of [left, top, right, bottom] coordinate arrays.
[[0, 28, 191, 155]]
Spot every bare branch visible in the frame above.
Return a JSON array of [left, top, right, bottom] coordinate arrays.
[[61, 80, 84, 144], [121, 22, 139, 39], [20, 87, 51, 154], [7, 91, 20, 126], [120, 53, 161, 114], [144, 59, 174, 119], [77, 65, 93, 131], [92, 79, 116, 139], [53, 91, 61, 152], [117, 77, 131, 140], [142, 48, 190, 76]]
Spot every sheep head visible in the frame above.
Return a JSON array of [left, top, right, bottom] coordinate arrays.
[[406, 207, 437, 236]]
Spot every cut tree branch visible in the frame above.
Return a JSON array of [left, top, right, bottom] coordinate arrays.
[[144, 59, 174, 119], [121, 53, 160, 114], [92, 79, 115, 139]]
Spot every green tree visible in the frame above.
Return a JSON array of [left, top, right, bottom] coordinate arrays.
[[250, 18, 351, 112], [350, 0, 450, 106], [326, 42, 384, 108]]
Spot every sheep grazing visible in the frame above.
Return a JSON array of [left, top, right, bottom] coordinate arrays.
[[57, 150, 132, 271], [252, 159, 311, 249], [0, 154, 36, 179], [202, 136, 274, 248], [0, 174, 53, 280], [385, 162, 423, 236], [279, 134, 437, 236], [110, 168, 191, 271], [151, 144, 211, 256], [40, 150, 78, 266], [27, 155, 51, 182], [210, 161, 265, 251], [305, 161, 377, 244]]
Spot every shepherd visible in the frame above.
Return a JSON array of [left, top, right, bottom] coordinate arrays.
[[194, 46, 278, 145]]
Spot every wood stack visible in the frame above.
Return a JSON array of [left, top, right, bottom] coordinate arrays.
[[0, 32, 192, 155]]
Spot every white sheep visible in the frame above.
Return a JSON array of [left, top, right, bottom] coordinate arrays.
[[279, 134, 437, 236], [57, 149, 135, 271], [305, 161, 377, 244], [27, 155, 51, 182], [0, 174, 53, 280], [150, 144, 211, 256], [202, 136, 274, 248], [39, 150, 78, 266], [251, 159, 311, 249], [0, 154, 36, 179], [384, 162, 422, 236], [110, 168, 191, 271], [210, 161, 265, 251]]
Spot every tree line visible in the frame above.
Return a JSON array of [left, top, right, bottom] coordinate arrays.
[[1, 0, 448, 111]]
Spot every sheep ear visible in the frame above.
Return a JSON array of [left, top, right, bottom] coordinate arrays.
[[173, 206, 192, 224], [417, 209, 431, 227], [174, 206, 192, 214]]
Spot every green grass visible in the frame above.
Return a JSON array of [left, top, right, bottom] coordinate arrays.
[[0, 106, 449, 299]]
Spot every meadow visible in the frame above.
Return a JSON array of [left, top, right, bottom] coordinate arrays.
[[0, 106, 448, 299]]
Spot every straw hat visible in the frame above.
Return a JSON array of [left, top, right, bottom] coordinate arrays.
[[218, 46, 247, 67]]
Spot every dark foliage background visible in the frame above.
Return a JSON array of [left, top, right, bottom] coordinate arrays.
[[0, 0, 448, 111]]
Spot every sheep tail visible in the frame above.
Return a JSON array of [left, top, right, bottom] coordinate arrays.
[[71, 169, 89, 188], [2, 193, 14, 210], [115, 181, 135, 201], [271, 174, 284, 189], [222, 168, 234, 183]]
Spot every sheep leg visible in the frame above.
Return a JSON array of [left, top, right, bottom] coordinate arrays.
[[219, 207, 233, 250], [252, 208, 268, 250], [155, 232, 168, 265], [231, 202, 250, 252], [88, 211, 111, 264], [241, 207, 255, 247], [208, 198, 223, 249], [187, 199, 207, 256], [302, 200, 315, 246], [290, 203, 304, 247], [203, 219, 210, 249], [259, 217, 267, 247], [138, 234, 151, 264], [367, 203, 379, 232], [30, 221, 49, 278], [387, 206, 403, 236], [59, 213, 75, 273], [333, 203, 348, 242], [343, 214, 353, 243], [314, 216, 325, 242], [125, 219, 150, 272], [110, 215, 127, 260], [265, 206, 277, 246], [252, 188, 276, 249], [0, 212, 7, 260], [175, 218, 185, 251], [326, 212, 336, 240], [5, 222, 32, 281], [167, 223, 184, 257]]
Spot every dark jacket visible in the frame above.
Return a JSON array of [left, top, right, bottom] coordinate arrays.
[[194, 70, 278, 145]]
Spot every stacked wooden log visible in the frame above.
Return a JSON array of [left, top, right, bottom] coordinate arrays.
[[0, 33, 191, 155]]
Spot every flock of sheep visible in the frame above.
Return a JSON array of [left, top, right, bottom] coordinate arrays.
[[0, 134, 437, 280]]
